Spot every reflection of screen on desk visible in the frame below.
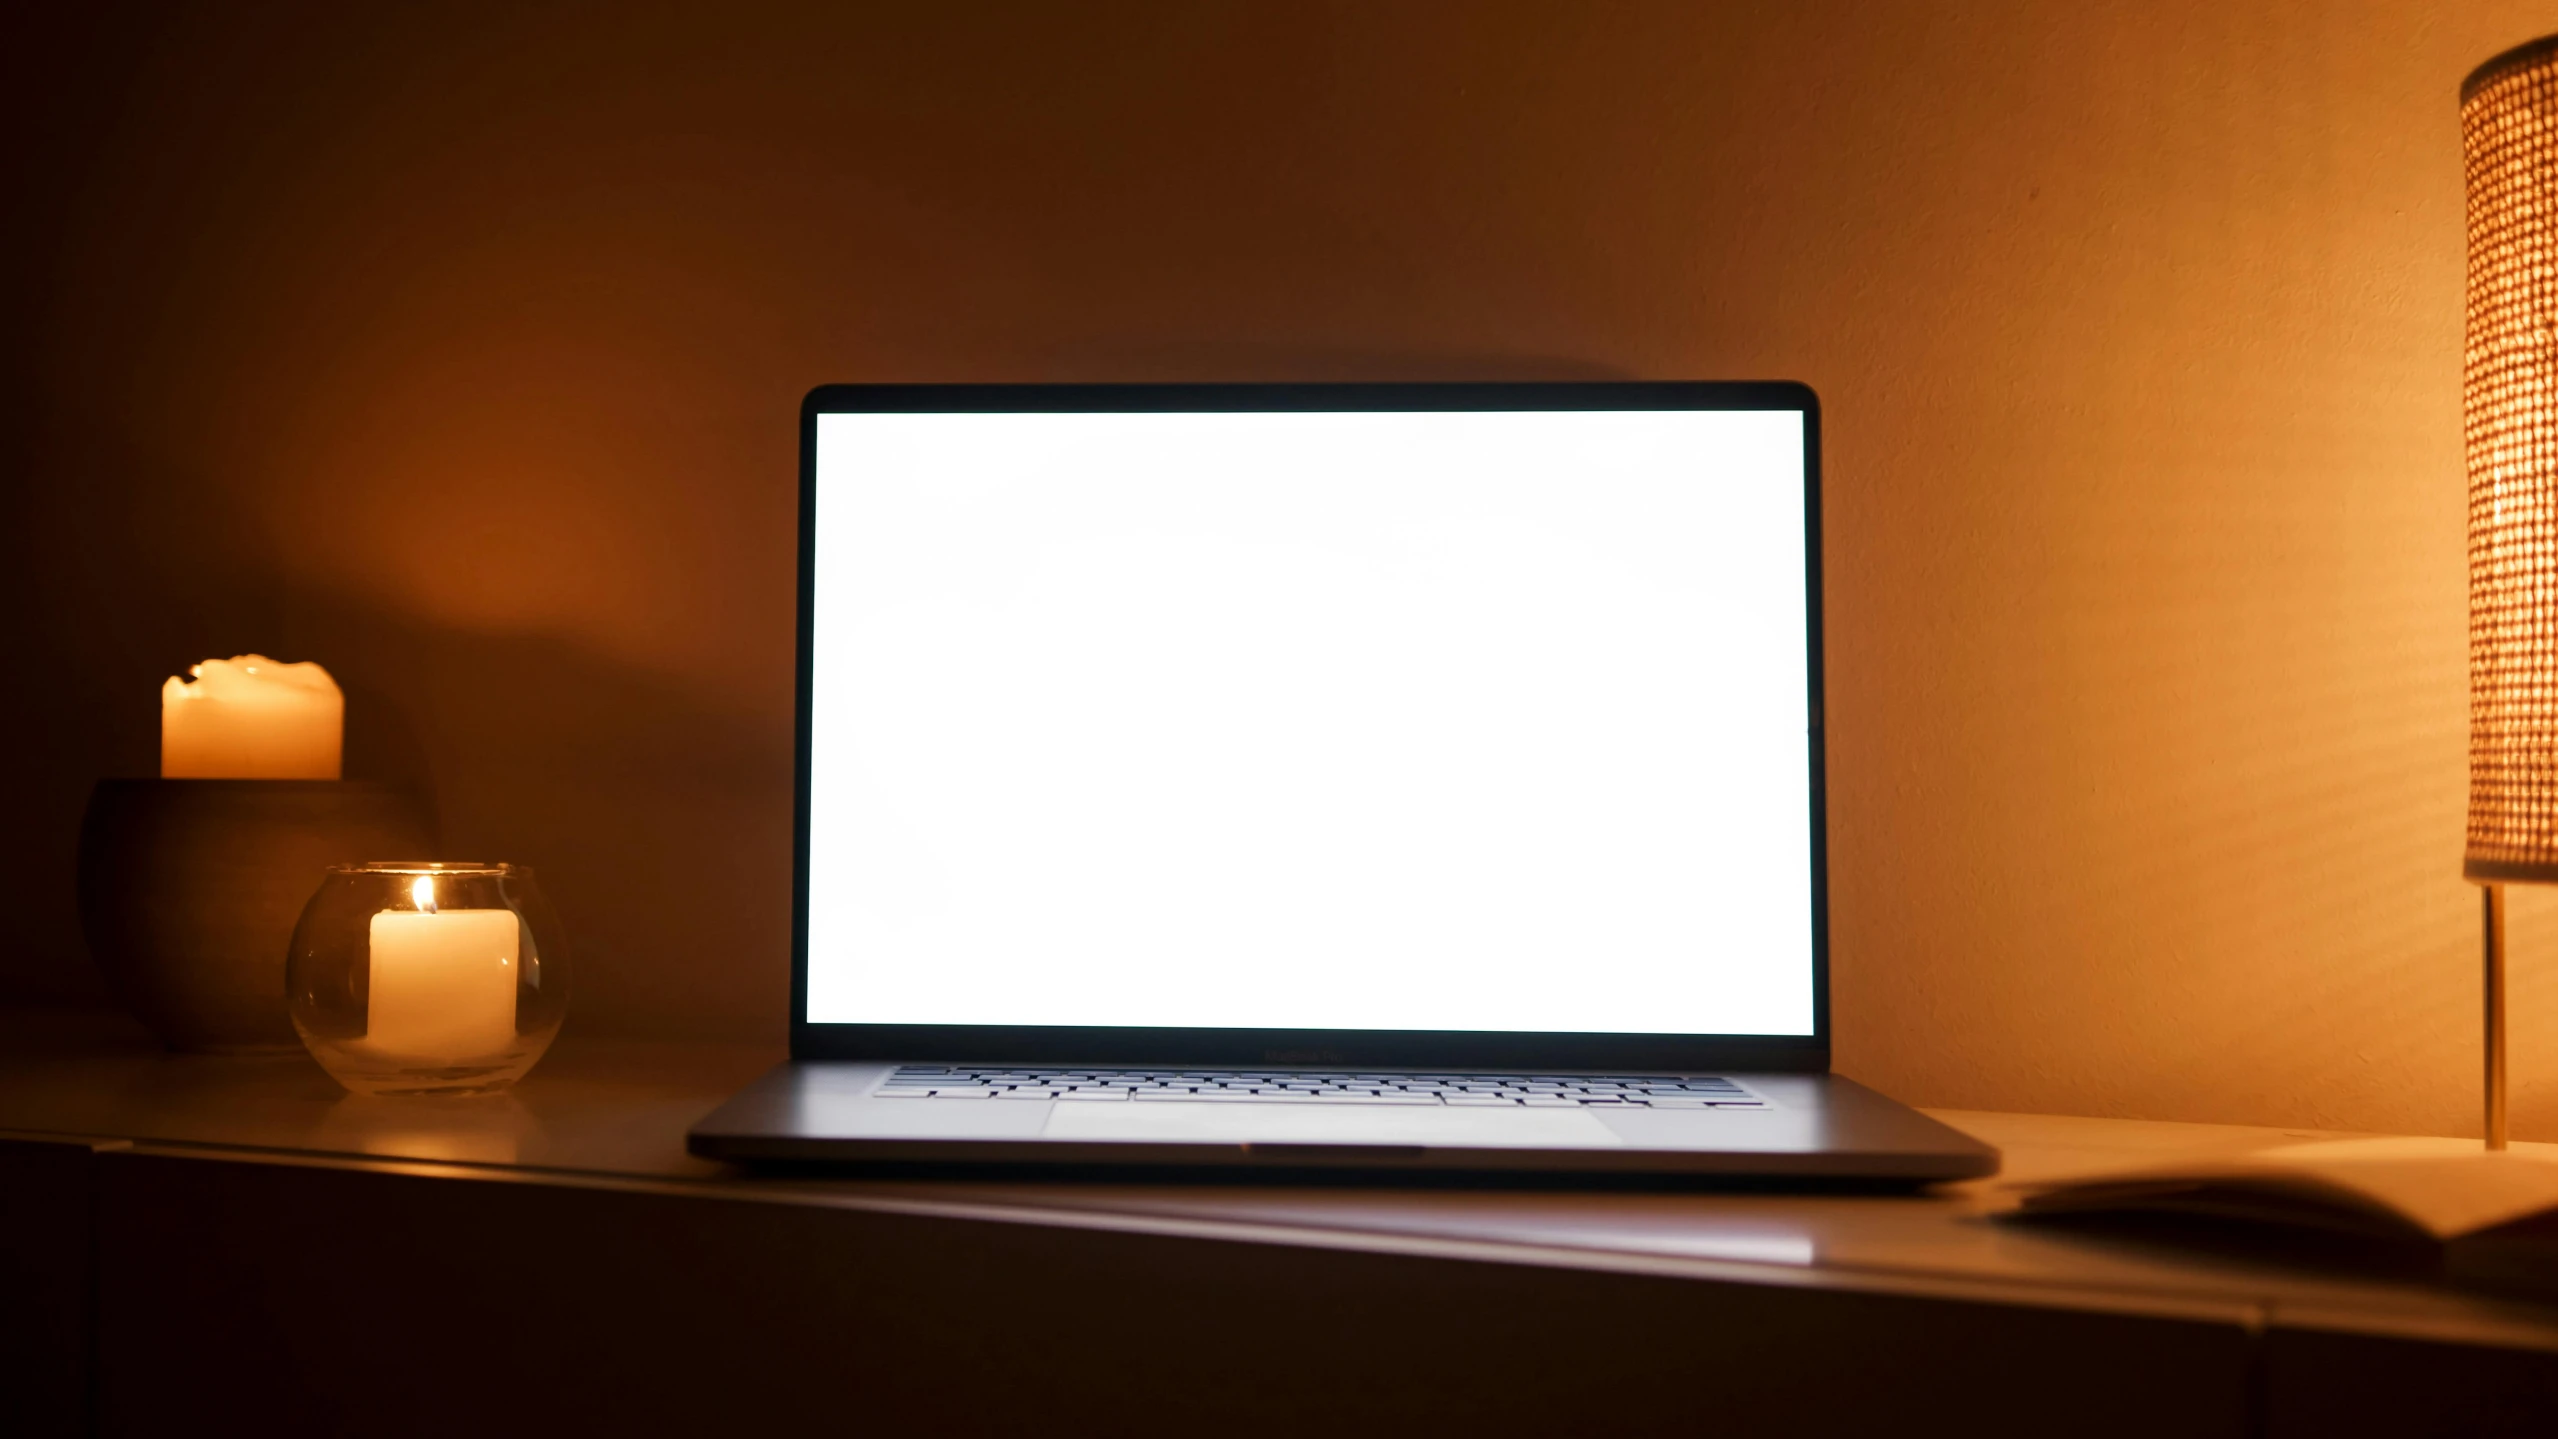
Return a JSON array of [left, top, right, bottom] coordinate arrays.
[[806, 408, 1813, 1036]]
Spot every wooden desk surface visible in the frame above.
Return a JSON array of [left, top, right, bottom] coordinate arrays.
[[6, 1004, 2556, 1365]]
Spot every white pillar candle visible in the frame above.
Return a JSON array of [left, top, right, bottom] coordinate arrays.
[[161, 655, 344, 779], [366, 877, 519, 1061]]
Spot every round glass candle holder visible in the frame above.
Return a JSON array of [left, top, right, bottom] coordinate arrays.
[[287, 862, 569, 1097]]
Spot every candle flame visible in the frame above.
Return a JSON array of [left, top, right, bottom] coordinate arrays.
[[411, 875, 437, 914]]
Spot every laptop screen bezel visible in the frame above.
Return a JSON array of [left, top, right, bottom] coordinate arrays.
[[790, 381, 1830, 1073]]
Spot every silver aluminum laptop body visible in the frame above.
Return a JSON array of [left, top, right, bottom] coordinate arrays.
[[689, 382, 1995, 1182]]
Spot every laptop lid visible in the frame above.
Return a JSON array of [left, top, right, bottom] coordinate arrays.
[[792, 382, 1827, 1073]]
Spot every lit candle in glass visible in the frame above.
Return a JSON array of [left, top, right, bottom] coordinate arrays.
[[365, 875, 519, 1061], [289, 863, 565, 1095], [160, 655, 344, 779]]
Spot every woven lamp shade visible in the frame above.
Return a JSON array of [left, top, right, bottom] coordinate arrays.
[[2465, 37, 2558, 883]]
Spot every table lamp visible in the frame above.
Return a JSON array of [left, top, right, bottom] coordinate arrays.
[[2462, 35, 2558, 1151]]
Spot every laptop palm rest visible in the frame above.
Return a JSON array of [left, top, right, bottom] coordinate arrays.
[[1042, 1102, 1624, 1148]]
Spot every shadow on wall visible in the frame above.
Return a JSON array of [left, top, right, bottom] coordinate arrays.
[[0, 424, 794, 1043], [1019, 343, 1636, 385]]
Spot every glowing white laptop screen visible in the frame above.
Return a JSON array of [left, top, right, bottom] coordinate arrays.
[[805, 407, 1814, 1036]]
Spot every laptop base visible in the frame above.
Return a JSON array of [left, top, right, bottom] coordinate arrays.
[[688, 1063, 1998, 1182]]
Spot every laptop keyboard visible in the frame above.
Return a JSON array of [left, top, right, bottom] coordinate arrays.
[[876, 1067, 1765, 1108]]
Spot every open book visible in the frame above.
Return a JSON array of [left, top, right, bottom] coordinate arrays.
[[2015, 1137, 2558, 1294]]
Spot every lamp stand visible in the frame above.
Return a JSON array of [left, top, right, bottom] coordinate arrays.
[[2485, 883, 2509, 1151]]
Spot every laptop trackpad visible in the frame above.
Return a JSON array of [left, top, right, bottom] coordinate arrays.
[[1042, 1102, 1625, 1148]]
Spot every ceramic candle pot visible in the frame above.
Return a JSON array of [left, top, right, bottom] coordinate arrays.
[[77, 780, 435, 1052]]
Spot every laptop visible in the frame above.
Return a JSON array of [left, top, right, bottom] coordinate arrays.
[[688, 381, 1997, 1181]]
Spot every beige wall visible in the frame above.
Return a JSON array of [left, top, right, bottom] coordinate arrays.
[[2, 1, 2547, 1137]]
